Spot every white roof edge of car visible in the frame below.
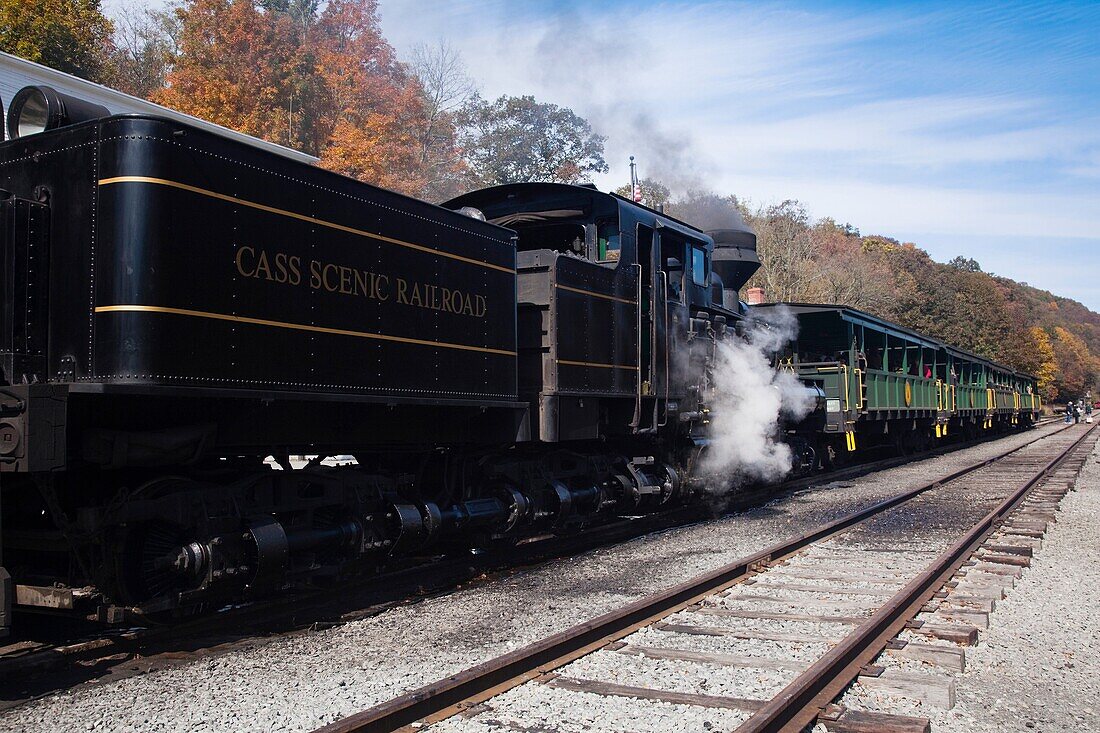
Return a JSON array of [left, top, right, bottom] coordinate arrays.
[[0, 51, 319, 165]]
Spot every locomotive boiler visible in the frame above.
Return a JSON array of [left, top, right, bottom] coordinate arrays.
[[0, 98, 759, 631]]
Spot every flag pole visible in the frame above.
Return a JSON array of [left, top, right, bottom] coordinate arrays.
[[629, 155, 639, 202]]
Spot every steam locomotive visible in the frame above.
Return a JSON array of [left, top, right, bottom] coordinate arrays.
[[0, 86, 1038, 634]]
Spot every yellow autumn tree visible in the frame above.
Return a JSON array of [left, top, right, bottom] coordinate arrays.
[[1052, 327, 1100, 399], [1020, 327, 1059, 401]]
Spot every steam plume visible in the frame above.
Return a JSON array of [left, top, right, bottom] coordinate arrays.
[[701, 306, 814, 490]]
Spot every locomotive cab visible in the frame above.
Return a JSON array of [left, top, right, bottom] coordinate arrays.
[[447, 183, 738, 450]]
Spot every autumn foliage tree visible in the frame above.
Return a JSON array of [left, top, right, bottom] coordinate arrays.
[[1019, 326, 1059, 401], [0, 0, 115, 82], [310, 0, 427, 192], [1051, 327, 1100, 399], [154, 0, 303, 146], [151, 0, 429, 195]]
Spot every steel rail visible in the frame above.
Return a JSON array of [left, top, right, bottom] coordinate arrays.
[[735, 421, 1098, 733], [313, 423, 1079, 733]]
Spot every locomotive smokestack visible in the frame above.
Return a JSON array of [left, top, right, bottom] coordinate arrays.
[[703, 208, 760, 306]]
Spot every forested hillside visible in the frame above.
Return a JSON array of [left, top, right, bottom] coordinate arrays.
[[660, 192, 1097, 402], [3, 0, 1097, 401]]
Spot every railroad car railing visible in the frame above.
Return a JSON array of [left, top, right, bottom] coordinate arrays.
[[861, 369, 938, 411]]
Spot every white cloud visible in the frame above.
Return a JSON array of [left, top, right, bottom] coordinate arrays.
[[382, 1, 1100, 306]]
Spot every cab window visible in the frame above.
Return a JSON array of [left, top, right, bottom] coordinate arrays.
[[691, 245, 708, 287], [597, 220, 620, 262]]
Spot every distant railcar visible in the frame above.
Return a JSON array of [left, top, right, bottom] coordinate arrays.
[[753, 304, 1041, 463]]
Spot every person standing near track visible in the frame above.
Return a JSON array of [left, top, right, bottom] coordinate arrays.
[[1066, 403, 1075, 423]]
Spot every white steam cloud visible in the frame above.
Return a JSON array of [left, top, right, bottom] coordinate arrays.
[[701, 306, 815, 490]]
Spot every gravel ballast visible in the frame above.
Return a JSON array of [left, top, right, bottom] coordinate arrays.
[[0, 425, 1070, 732], [828, 427, 1100, 731], [928, 432, 1100, 731]]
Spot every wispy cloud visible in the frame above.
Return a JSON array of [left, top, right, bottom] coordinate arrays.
[[381, 0, 1100, 307]]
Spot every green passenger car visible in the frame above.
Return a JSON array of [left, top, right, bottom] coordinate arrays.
[[753, 304, 1040, 458]]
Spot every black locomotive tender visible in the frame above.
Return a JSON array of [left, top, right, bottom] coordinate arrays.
[[0, 87, 1036, 633]]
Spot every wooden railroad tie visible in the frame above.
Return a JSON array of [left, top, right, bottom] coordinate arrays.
[[777, 567, 908, 584], [543, 675, 765, 712], [615, 644, 804, 671], [818, 704, 931, 733], [655, 622, 837, 645], [886, 638, 966, 672], [911, 622, 979, 645], [718, 593, 871, 611], [979, 553, 1031, 568], [935, 607, 989, 629], [999, 528, 1044, 539], [692, 606, 864, 625], [949, 581, 1007, 600], [983, 543, 1033, 557], [744, 581, 896, 597], [857, 668, 956, 709]]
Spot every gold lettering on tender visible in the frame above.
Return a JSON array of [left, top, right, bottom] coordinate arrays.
[[237, 251, 487, 318], [322, 263, 340, 292], [288, 255, 301, 285], [273, 252, 291, 283], [354, 268, 369, 297], [254, 250, 273, 281], [235, 246, 256, 277]]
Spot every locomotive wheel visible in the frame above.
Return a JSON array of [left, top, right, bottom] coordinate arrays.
[[114, 520, 208, 618]]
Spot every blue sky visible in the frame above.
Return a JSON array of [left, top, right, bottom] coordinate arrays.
[[379, 1, 1100, 309]]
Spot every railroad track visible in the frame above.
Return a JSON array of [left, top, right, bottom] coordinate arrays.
[[312, 422, 1096, 733], [0, 422, 1062, 705]]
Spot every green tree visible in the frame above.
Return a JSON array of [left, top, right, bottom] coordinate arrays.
[[948, 255, 982, 272], [0, 0, 115, 81], [457, 94, 608, 185]]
